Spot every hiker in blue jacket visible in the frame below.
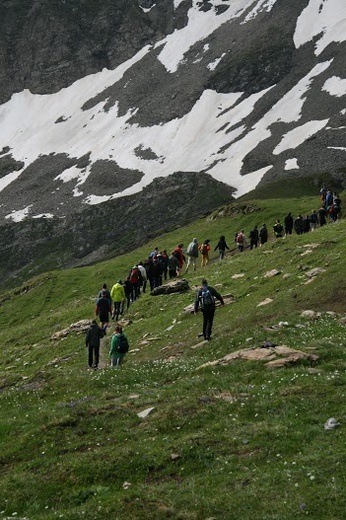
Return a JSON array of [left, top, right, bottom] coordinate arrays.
[[194, 279, 224, 341]]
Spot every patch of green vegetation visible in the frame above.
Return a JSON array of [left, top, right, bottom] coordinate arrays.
[[0, 193, 345, 519]]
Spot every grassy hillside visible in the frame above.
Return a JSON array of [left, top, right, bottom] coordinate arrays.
[[0, 194, 346, 520]]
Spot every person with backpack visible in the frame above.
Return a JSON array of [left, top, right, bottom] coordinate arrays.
[[168, 252, 179, 278], [123, 276, 132, 311], [199, 239, 211, 267], [273, 220, 283, 238], [173, 244, 185, 274], [259, 224, 268, 246], [214, 235, 229, 260], [284, 212, 293, 236], [294, 214, 303, 234], [95, 290, 112, 333], [137, 261, 148, 293], [129, 265, 142, 301], [109, 325, 129, 367], [85, 319, 104, 369], [249, 226, 259, 250], [194, 279, 224, 341], [98, 283, 111, 302], [184, 238, 199, 273], [235, 230, 246, 252], [152, 255, 164, 288], [110, 279, 126, 321]]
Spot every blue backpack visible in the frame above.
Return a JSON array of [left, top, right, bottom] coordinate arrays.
[[200, 287, 214, 308]]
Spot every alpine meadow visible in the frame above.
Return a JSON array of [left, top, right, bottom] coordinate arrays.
[[1, 192, 346, 520]]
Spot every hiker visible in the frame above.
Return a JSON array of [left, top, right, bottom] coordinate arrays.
[[259, 223, 268, 246], [320, 184, 327, 202], [302, 215, 310, 233], [249, 226, 259, 250], [333, 194, 342, 219], [129, 264, 142, 301], [284, 212, 293, 235], [144, 256, 154, 291], [85, 319, 104, 369], [98, 283, 111, 302], [123, 276, 132, 311], [194, 278, 224, 341], [138, 262, 148, 293], [235, 230, 246, 252], [149, 247, 159, 259], [173, 244, 185, 274], [214, 235, 229, 260], [185, 238, 199, 273], [294, 214, 303, 235], [109, 325, 129, 367], [273, 220, 283, 238], [199, 239, 211, 267], [95, 290, 112, 333], [161, 250, 169, 281], [309, 210, 318, 231], [325, 190, 333, 207], [110, 279, 126, 321], [317, 205, 327, 227], [168, 252, 179, 278], [152, 254, 164, 288]]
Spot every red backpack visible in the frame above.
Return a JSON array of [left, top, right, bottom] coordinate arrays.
[[130, 268, 139, 283]]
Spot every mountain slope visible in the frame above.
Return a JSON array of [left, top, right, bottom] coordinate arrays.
[[0, 195, 345, 519], [0, 0, 345, 282]]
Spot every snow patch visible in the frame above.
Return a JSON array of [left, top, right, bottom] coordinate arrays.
[[156, 0, 268, 73], [284, 158, 299, 170], [207, 53, 226, 71], [322, 76, 346, 97], [6, 205, 32, 222], [241, 0, 278, 24], [294, 0, 346, 56], [140, 3, 156, 13], [273, 120, 329, 155]]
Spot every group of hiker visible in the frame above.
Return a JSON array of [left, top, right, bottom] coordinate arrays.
[[87, 185, 342, 368], [235, 189, 342, 249]]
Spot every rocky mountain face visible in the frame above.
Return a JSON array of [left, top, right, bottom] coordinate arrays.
[[0, 0, 345, 287]]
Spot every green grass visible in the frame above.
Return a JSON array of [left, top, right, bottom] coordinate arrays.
[[0, 194, 346, 519]]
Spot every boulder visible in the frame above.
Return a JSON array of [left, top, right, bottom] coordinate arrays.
[[51, 319, 91, 340], [198, 345, 319, 369], [151, 278, 190, 295], [305, 268, 326, 278]]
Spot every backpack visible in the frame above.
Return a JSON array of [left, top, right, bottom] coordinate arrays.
[[117, 334, 129, 354], [236, 233, 243, 244], [200, 287, 214, 308], [187, 242, 194, 255], [200, 244, 207, 254], [130, 268, 139, 284]]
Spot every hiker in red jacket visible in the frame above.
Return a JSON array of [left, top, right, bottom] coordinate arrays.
[[173, 244, 185, 274]]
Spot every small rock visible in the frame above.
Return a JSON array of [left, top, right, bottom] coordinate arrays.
[[300, 310, 321, 319], [257, 298, 273, 307], [170, 453, 180, 461], [264, 269, 281, 278], [305, 268, 326, 278], [137, 407, 155, 419], [324, 417, 340, 430]]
